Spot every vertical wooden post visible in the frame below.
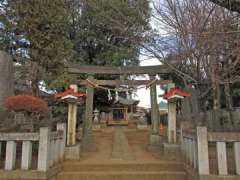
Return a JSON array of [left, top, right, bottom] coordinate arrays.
[[21, 141, 32, 170], [38, 127, 50, 172], [234, 142, 240, 175], [67, 84, 78, 146], [197, 127, 209, 175], [167, 83, 177, 144], [168, 102, 177, 143], [67, 103, 73, 145], [5, 141, 16, 170], [217, 142, 228, 175]]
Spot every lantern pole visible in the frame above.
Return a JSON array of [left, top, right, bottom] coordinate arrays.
[[67, 84, 78, 146], [167, 83, 177, 144]]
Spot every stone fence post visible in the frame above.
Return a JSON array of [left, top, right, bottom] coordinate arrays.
[[196, 126, 209, 175], [37, 127, 50, 171], [57, 123, 66, 160]]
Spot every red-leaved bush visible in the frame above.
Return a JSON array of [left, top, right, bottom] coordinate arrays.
[[4, 95, 49, 114]]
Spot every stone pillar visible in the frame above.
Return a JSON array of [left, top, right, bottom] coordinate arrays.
[[149, 75, 160, 146], [67, 85, 78, 146], [5, 141, 16, 170], [82, 75, 96, 151], [57, 123, 66, 160], [167, 83, 177, 144], [197, 127, 209, 175], [217, 142, 228, 175], [21, 141, 32, 170], [38, 127, 50, 172], [234, 142, 240, 175]]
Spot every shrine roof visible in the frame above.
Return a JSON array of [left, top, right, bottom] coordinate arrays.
[[160, 87, 191, 100], [54, 88, 86, 99], [115, 97, 139, 106]]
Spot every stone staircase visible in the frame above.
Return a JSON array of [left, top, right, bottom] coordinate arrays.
[[57, 161, 187, 180], [57, 127, 187, 180]]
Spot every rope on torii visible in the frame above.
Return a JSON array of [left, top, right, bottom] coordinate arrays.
[[85, 78, 157, 92], [84, 78, 159, 101]]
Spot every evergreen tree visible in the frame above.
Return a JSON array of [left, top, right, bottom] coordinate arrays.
[[4, 0, 73, 94], [69, 0, 150, 67], [1, 0, 150, 92]]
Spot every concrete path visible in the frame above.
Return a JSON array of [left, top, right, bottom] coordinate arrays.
[[111, 127, 135, 160]]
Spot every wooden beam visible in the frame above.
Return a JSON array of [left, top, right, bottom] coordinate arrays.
[[77, 80, 172, 86], [67, 64, 171, 75]]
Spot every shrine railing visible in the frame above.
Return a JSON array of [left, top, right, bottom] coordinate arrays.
[[180, 129, 197, 170], [181, 126, 240, 179], [0, 123, 66, 172]]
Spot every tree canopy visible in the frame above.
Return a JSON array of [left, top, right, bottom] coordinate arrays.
[[1, 0, 150, 92]]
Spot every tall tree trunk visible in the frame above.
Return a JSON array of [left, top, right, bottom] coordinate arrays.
[[224, 80, 232, 110], [210, 57, 221, 110]]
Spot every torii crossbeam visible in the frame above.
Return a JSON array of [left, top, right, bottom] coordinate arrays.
[[77, 79, 172, 86], [67, 64, 171, 75]]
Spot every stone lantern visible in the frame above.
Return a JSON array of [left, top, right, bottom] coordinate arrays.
[[93, 109, 100, 124], [55, 85, 86, 146], [160, 86, 191, 144]]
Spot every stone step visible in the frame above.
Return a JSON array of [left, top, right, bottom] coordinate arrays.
[[58, 171, 187, 180], [62, 161, 185, 172]]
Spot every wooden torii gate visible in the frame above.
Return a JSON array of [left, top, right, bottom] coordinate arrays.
[[67, 64, 172, 150]]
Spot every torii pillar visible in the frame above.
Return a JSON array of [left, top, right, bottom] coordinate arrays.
[[82, 75, 96, 151], [149, 75, 161, 146]]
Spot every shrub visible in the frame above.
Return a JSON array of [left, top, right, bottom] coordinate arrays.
[[4, 95, 49, 114]]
